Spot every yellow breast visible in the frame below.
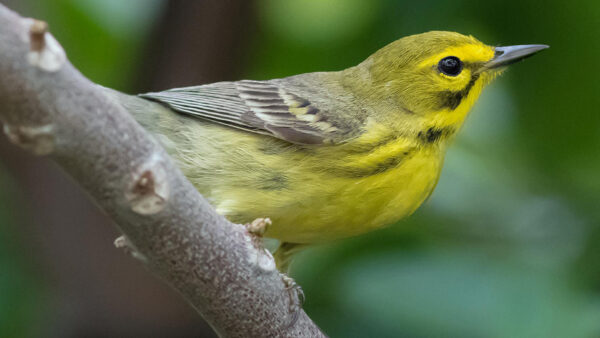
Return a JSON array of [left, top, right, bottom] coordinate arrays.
[[258, 141, 444, 243], [182, 122, 445, 244], [159, 115, 446, 244]]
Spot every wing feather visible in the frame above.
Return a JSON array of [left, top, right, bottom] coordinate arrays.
[[139, 80, 350, 145]]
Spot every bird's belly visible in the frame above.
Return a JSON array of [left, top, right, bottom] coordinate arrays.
[[272, 153, 441, 243], [215, 149, 443, 244], [165, 121, 443, 244]]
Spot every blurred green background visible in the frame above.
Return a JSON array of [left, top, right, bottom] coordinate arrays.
[[1, 0, 599, 337]]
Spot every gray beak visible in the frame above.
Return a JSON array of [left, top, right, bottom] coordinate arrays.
[[486, 44, 549, 69]]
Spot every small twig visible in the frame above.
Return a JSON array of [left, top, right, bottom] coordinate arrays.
[[2, 124, 55, 155], [29, 19, 47, 52], [115, 235, 148, 263], [125, 154, 169, 215], [25, 18, 65, 72]]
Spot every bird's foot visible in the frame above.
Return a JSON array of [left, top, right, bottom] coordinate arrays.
[[281, 272, 305, 328], [245, 219, 305, 327], [246, 217, 271, 237]]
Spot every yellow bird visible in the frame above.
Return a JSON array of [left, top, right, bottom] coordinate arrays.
[[126, 31, 547, 270]]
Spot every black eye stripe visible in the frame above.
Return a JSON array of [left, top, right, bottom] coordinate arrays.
[[438, 73, 480, 110], [438, 56, 463, 76]]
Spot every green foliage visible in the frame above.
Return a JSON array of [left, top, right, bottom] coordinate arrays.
[[253, 0, 600, 336], [1, 0, 599, 336], [0, 173, 44, 338], [18, 0, 164, 91]]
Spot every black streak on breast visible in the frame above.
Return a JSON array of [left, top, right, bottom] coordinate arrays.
[[327, 150, 412, 178], [418, 127, 455, 144]]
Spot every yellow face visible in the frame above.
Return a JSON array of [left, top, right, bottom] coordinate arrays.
[[418, 43, 496, 93], [415, 41, 499, 127], [363, 32, 500, 123]]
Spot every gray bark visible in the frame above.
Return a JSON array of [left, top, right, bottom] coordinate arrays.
[[0, 4, 325, 338]]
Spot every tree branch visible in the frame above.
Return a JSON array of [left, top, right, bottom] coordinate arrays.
[[0, 4, 324, 338]]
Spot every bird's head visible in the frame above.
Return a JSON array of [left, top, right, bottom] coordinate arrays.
[[351, 31, 548, 128]]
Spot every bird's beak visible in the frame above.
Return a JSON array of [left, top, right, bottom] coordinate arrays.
[[486, 44, 549, 69]]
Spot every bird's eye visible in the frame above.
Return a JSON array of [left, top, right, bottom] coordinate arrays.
[[438, 56, 463, 76]]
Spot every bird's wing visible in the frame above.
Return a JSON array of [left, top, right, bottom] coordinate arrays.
[[139, 79, 358, 145]]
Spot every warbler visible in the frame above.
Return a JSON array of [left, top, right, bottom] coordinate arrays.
[[122, 31, 547, 269]]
